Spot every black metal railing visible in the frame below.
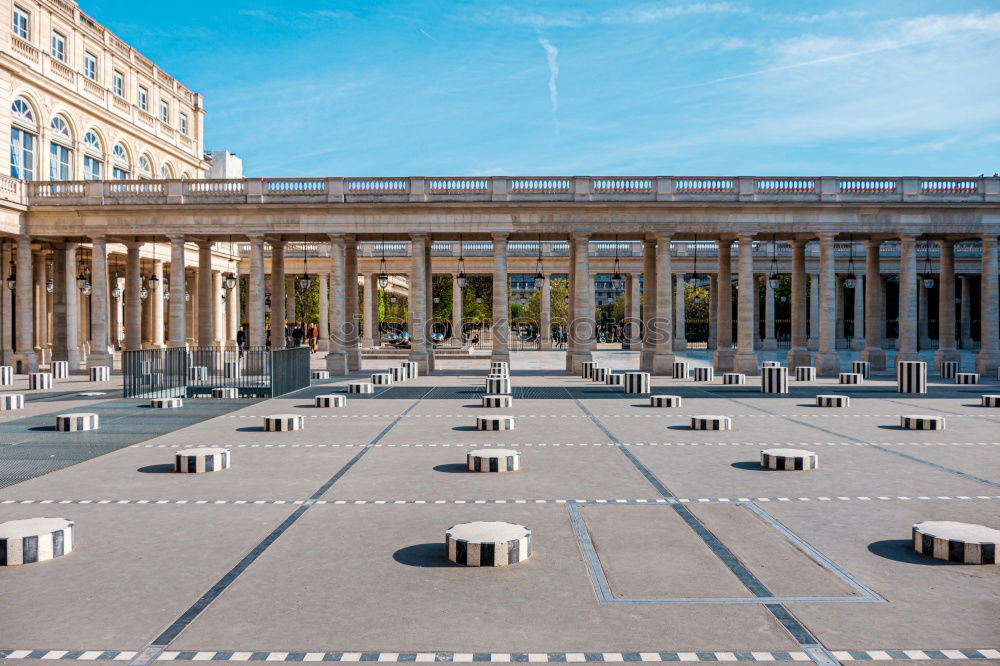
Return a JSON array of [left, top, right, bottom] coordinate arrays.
[[270, 346, 311, 397]]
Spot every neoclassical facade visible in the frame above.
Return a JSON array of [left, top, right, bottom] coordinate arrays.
[[3, 175, 999, 378]]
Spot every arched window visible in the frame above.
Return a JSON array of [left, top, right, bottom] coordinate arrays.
[[83, 130, 103, 180], [48, 114, 72, 181], [180, 171, 191, 180], [137, 154, 152, 179], [10, 97, 36, 180], [112, 143, 130, 179], [159, 162, 173, 179]]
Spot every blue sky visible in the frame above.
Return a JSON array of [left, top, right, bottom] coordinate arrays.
[[88, 1, 1000, 177]]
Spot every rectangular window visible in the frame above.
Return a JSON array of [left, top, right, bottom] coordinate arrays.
[[113, 70, 124, 96], [84, 52, 97, 79], [83, 156, 102, 180], [51, 30, 65, 61], [179, 113, 188, 135], [10, 127, 35, 180], [160, 100, 169, 123], [112, 167, 128, 180], [49, 142, 71, 181], [137, 86, 148, 111], [12, 6, 29, 40]]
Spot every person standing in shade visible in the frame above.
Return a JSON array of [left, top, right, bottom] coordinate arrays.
[[236, 324, 247, 358]]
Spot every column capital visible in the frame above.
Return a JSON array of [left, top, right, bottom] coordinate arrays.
[[979, 232, 998, 244], [816, 231, 836, 242], [788, 238, 806, 248], [327, 233, 346, 244], [736, 232, 755, 241], [491, 232, 509, 242], [89, 234, 107, 244], [196, 239, 214, 249], [937, 238, 956, 248], [124, 239, 143, 250], [898, 232, 917, 243]]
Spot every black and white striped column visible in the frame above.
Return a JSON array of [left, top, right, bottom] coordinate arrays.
[[897, 361, 928, 394], [89, 366, 110, 382], [593, 367, 608, 382], [264, 414, 304, 431], [223, 361, 242, 379], [482, 394, 512, 408], [55, 413, 98, 431], [912, 521, 998, 564], [0, 518, 74, 566], [650, 395, 682, 407], [490, 361, 508, 375], [467, 449, 520, 472], [348, 382, 374, 394], [29, 373, 52, 390], [211, 387, 239, 399], [672, 361, 690, 379], [940, 361, 959, 379], [795, 366, 816, 381], [581, 361, 598, 379], [723, 373, 746, 385], [446, 521, 531, 567], [760, 449, 818, 471], [839, 372, 864, 385], [51, 361, 69, 379], [390, 367, 408, 382], [477, 415, 515, 431], [761, 366, 788, 393], [691, 415, 731, 430], [761, 361, 782, 368], [901, 415, 946, 430], [605, 373, 624, 386], [315, 394, 347, 408], [0, 365, 12, 385], [624, 372, 650, 394], [401, 361, 418, 379], [150, 397, 183, 409], [1, 394, 24, 410], [981, 395, 1000, 407], [188, 366, 208, 381], [955, 372, 980, 385], [175, 447, 230, 473], [311, 370, 330, 380], [485, 377, 512, 395], [371, 373, 393, 386], [816, 394, 849, 408], [693, 367, 714, 382], [851, 361, 871, 379]]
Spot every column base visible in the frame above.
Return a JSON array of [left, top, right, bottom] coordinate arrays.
[[850, 337, 865, 351], [806, 337, 818, 351], [787, 347, 811, 369], [12, 351, 38, 374], [567, 350, 593, 375], [762, 338, 777, 351], [346, 347, 361, 372], [324, 351, 348, 376], [974, 350, 1000, 375], [933, 347, 961, 370], [316, 339, 330, 352], [408, 349, 432, 375], [712, 348, 734, 372], [86, 350, 114, 369], [861, 347, 887, 371], [732, 352, 759, 375], [672, 339, 687, 352], [815, 351, 841, 377], [51, 349, 81, 371], [652, 351, 676, 375], [639, 349, 654, 372], [894, 351, 923, 366], [539, 339, 552, 351]]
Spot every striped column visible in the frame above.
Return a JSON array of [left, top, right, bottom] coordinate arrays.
[[315, 394, 347, 407], [29, 372, 53, 390], [312, 370, 331, 380], [175, 447, 230, 473], [897, 361, 927, 393], [839, 372, 863, 385], [851, 361, 871, 379], [212, 387, 239, 399], [940, 361, 959, 379], [446, 521, 530, 567], [400, 361, 418, 379], [650, 395, 682, 407], [348, 382, 374, 394], [592, 367, 608, 382], [691, 415, 731, 430], [605, 372, 624, 386], [150, 398, 183, 409], [0, 366, 11, 385], [795, 366, 816, 381], [693, 367, 714, 382], [477, 415, 515, 431], [371, 373, 393, 386], [901, 415, 945, 430], [486, 377, 511, 395], [816, 394, 849, 407], [467, 449, 520, 472], [55, 413, 98, 431], [761, 449, 818, 470], [1, 394, 24, 410], [722, 373, 746, 385], [912, 521, 998, 564], [482, 394, 512, 408], [761, 366, 788, 393], [955, 372, 979, 385], [264, 414, 304, 432], [623, 371, 650, 394], [981, 395, 1000, 407], [671, 361, 689, 379], [0, 517, 74, 566], [581, 361, 598, 379], [51, 361, 69, 379]]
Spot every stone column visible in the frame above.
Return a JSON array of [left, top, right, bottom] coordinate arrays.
[[149, 259, 164, 348], [674, 273, 687, 351], [186, 270, 196, 342], [197, 241, 214, 347], [226, 271, 239, 345], [975, 234, 1000, 374], [124, 241, 142, 351], [627, 273, 642, 349], [247, 235, 266, 347], [408, 234, 430, 372], [960, 275, 973, 349], [317, 272, 329, 351], [807, 274, 820, 351], [786, 240, 810, 367], [708, 275, 717, 350], [325, 234, 348, 374], [815, 234, 840, 376], [78, 282, 89, 359], [212, 270, 224, 345], [33, 250, 47, 359], [565, 240, 576, 371], [491, 233, 510, 366], [934, 240, 960, 368], [713, 241, 734, 371], [51, 242, 80, 368], [640, 238, 657, 372], [835, 277, 845, 349], [851, 273, 865, 351], [345, 236, 361, 370], [569, 233, 594, 374], [87, 237, 111, 366], [918, 280, 930, 348], [424, 238, 435, 372], [167, 237, 187, 348], [539, 273, 551, 350], [285, 277, 296, 326], [861, 240, 886, 369], [12, 238, 37, 371], [270, 240, 286, 348], [652, 233, 675, 374], [763, 275, 777, 351], [451, 273, 464, 345], [753, 275, 762, 349], [733, 233, 758, 374], [897, 234, 921, 364], [362, 274, 376, 347]]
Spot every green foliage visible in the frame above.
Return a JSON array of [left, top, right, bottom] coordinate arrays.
[[462, 275, 492, 322], [379, 290, 407, 321], [686, 282, 710, 322], [519, 277, 569, 323]]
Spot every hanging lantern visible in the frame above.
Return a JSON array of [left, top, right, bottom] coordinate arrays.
[[139, 286, 148, 300], [296, 274, 311, 291], [475, 296, 482, 304], [82, 282, 92, 296], [112, 283, 122, 300], [767, 233, 781, 290], [76, 271, 88, 291], [184, 291, 191, 302], [610, 234, 624, 291], [224, 274, 237, 290], [147, 273, 159, 290], [457, 234, 468, 289], [45, 278, 54, 293], [296, 234, 311, 291], [162, 288, 169, 300], [377, 233, 390, 289], [390, 295, 397, 304], [921, 235, 935, 289], [844, 233, 857, 289], [534, 234, 546, 290]]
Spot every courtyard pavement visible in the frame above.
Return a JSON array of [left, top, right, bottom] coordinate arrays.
[[0, 349, 997, 665]]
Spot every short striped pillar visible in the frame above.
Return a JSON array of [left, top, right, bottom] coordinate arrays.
[[760, 449, 819, 471], [55, 412, 98, 431], [467, 448, 520, 473], [477, 415, 515, 431], [390, 367, 408, 382], [348, 382, 374, 394], [722, 373, 746, 385], [955, 372, 980, 385], [1, 394, 24, 410], [839, 372, 864, 385], [89, 366, 110, 382], [51, 361, 69, 379], [446, 521, 531, 567], [223, 361, 242, 379], [761, 361, 782, 368], [901, 415, 945, 430], [150, 397, 183, 409], [0, 365, 12, 385], [264, 414, 304, 432], [485, 376, 511, 395], [761, 366, 788, 393], [650, 395, 682, 408], [691, 415, 731, 430], [311, 370, 330, 380], [315, 394, 347, 408], [371, 373, 392, 386], [851, 361, 871, 379], [912, 521, 999, 565], [980, 395, 1000, 407], [693, 367, 714, 382], [605, 373, 624, 386], [490, 361, 508, 374], [29, 372, 53, 390], [175, 447, 230, 474], [672, 361, 690, 379], [482, 394, 512, 408], [0, 518, 74, 566], [188, 366, 208, 381], [940, 361, 960, 379], [211, 387, 239, 399], [401, 361, 418, 379], [581, 361, 598, 379], [623, 372, 651, 394], [592, 367, 608, 382], [816, 394, 849, 408], [897, 361, 927, 394], [795, 366, 816, 381]]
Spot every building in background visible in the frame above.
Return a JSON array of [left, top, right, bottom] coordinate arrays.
[[205, 150, 242, 179]]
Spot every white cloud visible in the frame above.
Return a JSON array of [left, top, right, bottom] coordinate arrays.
[[538, 37, 560, 121], [780, 9, 869, 24], [464, 2, 743, 28]]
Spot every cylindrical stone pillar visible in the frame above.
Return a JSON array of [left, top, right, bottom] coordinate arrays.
[[976, 235, 1000, 374], [362, 273, 377, 347], [652, 233, 674, 374], [247, 235, 265, 348], [226, 270, 239, 344], [674, 272, 687, 351], [733, 233, 758, 374], [491, 233, 510, 366], [270, 240, 286, 348], [861, 239, 886, 370], [51, 243, 79, 369], [713, 240, 733, 371], [807, 273, 819, 350], [934, 239, 959, 369], [150, 259, 164, 348], [452, 272, 464, 345], [787, 239, 810, 367], [539, 273, 551, 350], [197, 241, 214, 347], [708, 274, 717, 349], [317, 272, 329, 350], [960, 275, 972, 349], [424, 238, 435, 373], [408, 234, 429, 372], [33, 249, 47, 357], [897, 234, 921, 364], [763, 273, 776, 351], [851, 272, 865, 350], [640, 238, 657, 372], [815, 234, 840, 376], [628, 273, 642, 349], [124, 241, 142, 351], [325, 234, 348, 374], [345, 236, 361, 371], [168, 236, 188, 349], [88, 236, 111, 366], [569, 234, 594, 374]]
